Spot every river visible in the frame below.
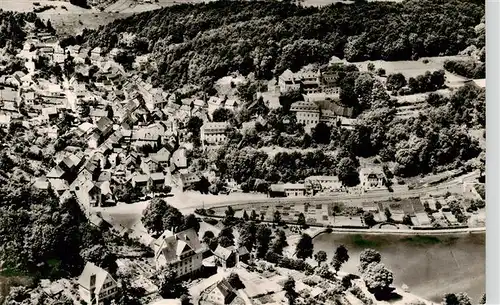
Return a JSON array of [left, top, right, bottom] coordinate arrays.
[[312, 232, 485, 303]]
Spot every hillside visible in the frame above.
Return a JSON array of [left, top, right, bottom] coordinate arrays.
[[76, 0, 484, 91], [0, 10, 47, 49]]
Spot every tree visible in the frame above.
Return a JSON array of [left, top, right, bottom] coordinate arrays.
[[312, 122, 331, 144], [332, 245, 349, 272], [359, 249, 381, 273], [270, 229, 288, 255], [69, 0, 89, 8], [105, 104, 114, 120], [239, 222, 257, 252], [142, 198, 184, 235], [154, 268, 184, 298], [142, 198, 168, 235], [384, 208, 392, 222], [181, 214, 200, 233], [80, 244, 118, 275], [250, 210, 258, 221], [273, 210, 282, 225], [218, 227, 235, 247], [256, 225, 272, 258], [337, 157, 360, 187], [283, 276, 298, 305], [187, 116, 203, 138], [79, 101, 91, 117], [296, 234, 314, 260], [443, 293, 472, 305], [194, 176, 211, 194], [227, 272, 245, 289], [363, 212, 377, 227], [363, 262, 394, 300], [297, 213, 306, 227], [223, 206, 235, 224], [386, 73, 407, 91], [243, 210, 249, 221], [314, 250, 327, 267], [402, 214, 413, 226], [212, 107, 235, 122]]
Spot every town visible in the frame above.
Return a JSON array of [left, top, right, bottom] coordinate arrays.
[[0, 1, 486, 305]]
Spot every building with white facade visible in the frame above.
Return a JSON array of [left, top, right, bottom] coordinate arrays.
[[200, 122, 229, 149], [359, 167, 386, 190], [78, 262, 118, 305], [290, 101, 321, 126], [305, 176, 342, 191], [152, 228, 204, 278]]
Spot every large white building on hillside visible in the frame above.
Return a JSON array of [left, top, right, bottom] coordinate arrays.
[[200, 122, 229, 149], [152, 228, 204, 278]]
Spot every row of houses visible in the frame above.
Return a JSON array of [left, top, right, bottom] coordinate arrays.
[[268, 168, 387, 198]]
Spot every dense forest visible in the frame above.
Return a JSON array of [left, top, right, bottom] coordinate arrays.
[[0, 182, 113, 280], [0, 10, 45, 49], [76, 0, 484, 91]]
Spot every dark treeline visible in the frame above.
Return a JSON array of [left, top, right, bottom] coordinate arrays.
[[75, 0, 484, 91], [0, 10, 44, 49], [444, 60, 485, 79]]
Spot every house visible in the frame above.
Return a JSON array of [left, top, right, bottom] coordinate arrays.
[[91, 47, 104, 61], [359, 167, 386, 190], [170, 147, 187, 171], [201, 279, 236, 305], [415, 212, 431, 226], [283, 183, 306, 197], [152, 228, 204, 278], [96, 116, 114, 138], [78, 262, 118, 305], [141, 157, 159, 174], [304, 176, 342, 191], [150, 147, 171, 168], [278, 69, 302, 93], [149, 172, 166, 189], [269, 184, 286, 198], [0, 88, 19, 102], [53, 45, 66, 63], [213, 245, 237, 268], [235, 246, 250, 263], [290, 101, 320, 126], [90, 109, 108, 124], [132, 174, 149, 189], [0, 115, 11, 129], [41, 107, 59, 122], [180, 173, 200, 190], [201, 122, 229, 149]]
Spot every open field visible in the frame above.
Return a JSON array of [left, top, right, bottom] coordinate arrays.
[[353, 56, 472, 86], [3, 0, 132, 36]]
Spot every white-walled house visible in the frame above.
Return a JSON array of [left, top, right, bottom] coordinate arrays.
[[152, 228, 204, 278], [78, 262, 118, 305]]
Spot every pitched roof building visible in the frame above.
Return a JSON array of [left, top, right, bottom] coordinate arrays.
[[152, 228, 204, 278], [78, 262, 118, 305]]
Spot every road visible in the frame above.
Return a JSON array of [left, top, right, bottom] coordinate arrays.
[[173, 171, 477, 214]]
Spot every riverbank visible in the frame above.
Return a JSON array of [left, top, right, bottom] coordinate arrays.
[[316, 226, 485, 236]]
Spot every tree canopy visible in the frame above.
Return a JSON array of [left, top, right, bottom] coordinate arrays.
[[78, 0, 484, 91]]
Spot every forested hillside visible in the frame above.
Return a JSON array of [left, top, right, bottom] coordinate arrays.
[[77, 0, 484, 91], [0, 10, 44, 49]]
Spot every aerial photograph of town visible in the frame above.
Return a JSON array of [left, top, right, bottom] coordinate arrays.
[[0, 0, 486, 304]]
